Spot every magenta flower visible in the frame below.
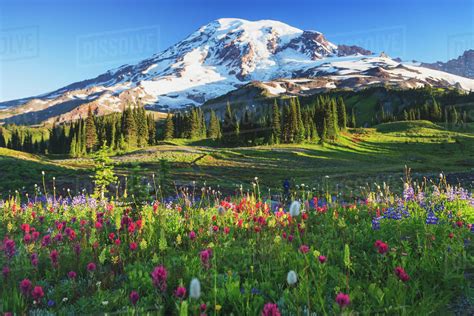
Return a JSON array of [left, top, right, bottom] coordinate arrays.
[[299, 245, 309, 254], [261, 303, 281, 316], [4, 239, 16, 259], [68, 271, 77, 279], [31, 253, 39, 267], [130, 242, 138, 251], [23, 233, 32, 244], [200, 248, 212, 269], [41, 235, 51, 247], [394, 266, 410, 282], [374, 240, 389, 254], [21, 223, 30, 233], [87, 262, 96, 272], [174, 286, 186, 299], [50, 250, 59, 267], [129, 290, 139, 305], [318, 255, 327, 264], [189, 231, 196, 240], [32, 231, 40, 241], [19, 279, 32, 296], [32, 286, 44, 301], [151, 265, 167, 292], [335, 292, 350, 308], [54, 233, 63, 242]]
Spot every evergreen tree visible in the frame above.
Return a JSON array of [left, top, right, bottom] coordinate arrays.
[[122, 106, 138, 148], [289, 98, 299, 143], [431, 98, 442, 121], [136, 106, 149, 147], [207, 110, 221, 140], [222, 102, 239, 144], [69, 135, 78, 157], [449, 106, 458, 124], [281, 103, 291, 143], [271, 99, 281, 144], [325, 98, 338, 141], [164, 112, 174, 140], [403, 109, 409, 121], [93, 143, 117, 200], [336, 97, 347, 130], [295, 98, 305, 142], [0, 127, 5, 147], [23, 132, 33, 153], [85, 106, 98, 152], [351, 107, 357, 127], [39, 135, 47, 154], [147, 114, 156, 145], [240, 109, 255, 145]]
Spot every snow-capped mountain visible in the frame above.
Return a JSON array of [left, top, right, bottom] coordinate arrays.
[[2, 18, 474, 124], [421, 50, 474, 79]]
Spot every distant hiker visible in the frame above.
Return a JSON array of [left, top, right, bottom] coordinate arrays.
[[283, 179, 290, 199]]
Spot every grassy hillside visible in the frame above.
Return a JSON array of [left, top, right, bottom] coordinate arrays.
[[1, 121, 472, 196], [111, 121, 474, 194], [0, 148, 87, 196]]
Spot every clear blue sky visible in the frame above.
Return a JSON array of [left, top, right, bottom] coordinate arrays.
[[0, 0, 473, 102]]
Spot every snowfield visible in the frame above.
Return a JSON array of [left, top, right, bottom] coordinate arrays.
[[2, 18, 474, 123]]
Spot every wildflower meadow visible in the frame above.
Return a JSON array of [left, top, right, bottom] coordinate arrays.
[[1, 172, 473, 315]]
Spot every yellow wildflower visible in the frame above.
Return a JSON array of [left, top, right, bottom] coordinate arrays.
[[176, 234, 182, 245]]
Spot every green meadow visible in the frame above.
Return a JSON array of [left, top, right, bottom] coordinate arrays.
[[1, 120, 472, 197]]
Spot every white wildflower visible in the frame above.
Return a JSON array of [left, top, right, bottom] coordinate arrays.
[[190, 278, 201, 299], [289, 201, 301, 217], [287, 270, 298, 285]]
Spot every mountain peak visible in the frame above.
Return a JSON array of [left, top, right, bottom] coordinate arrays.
[[2, 19, 473, 125], [421, 49, 474, 79]]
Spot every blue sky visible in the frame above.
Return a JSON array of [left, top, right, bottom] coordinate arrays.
[[0, 0, 473, 101]]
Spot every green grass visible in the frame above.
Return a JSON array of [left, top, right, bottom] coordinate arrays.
[[0, 148, 87, 197], [1, 121, 473, 196], [110, 121, 474, 194]]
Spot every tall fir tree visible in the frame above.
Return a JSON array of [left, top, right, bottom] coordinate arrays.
[[0, 127, 5, 147], [271, 99, 281, 144], [122, 106, 138, 148], [164, 112, 174, 140], [135, 106, 149, 147], [222, 101, 239, 144], [207, 110, 221, 140], [85, 106, 98, 152], [147, 114, 156, 145], [336, 97, 347, 130], [351, 107, 357, 127]]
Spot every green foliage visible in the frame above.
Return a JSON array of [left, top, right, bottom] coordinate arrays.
[[271, 99, 281, 144], [222, 101, 239, 144], [122, 105, 138, 148], [164, 112, 174, 140], [207, 110, 221, 140], [85, 106, 98, 152], [0, 178, 473, 314], [125, 164, 150, 206], [93, 143, 117, 199]]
